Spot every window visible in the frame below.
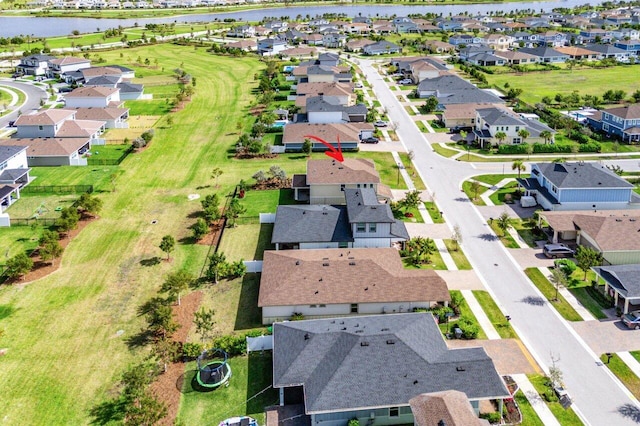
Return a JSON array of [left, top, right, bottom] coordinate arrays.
[[356, 223, 366, 232], [0, 161, 7, 171], [350, 304, 358, 313], [370, 184, 374, 188], [551, 185, 558, 193], [389, 407, 399, 417], [309, 305, 317, 308], [339, 242, 349, 248], [369, 223, 377, 233], [340, 184, 345, 191], [38, 125, 43, 131], [515, 126, 520, 131], [356, 184, 361, 188], [319, 304, 326, 308]]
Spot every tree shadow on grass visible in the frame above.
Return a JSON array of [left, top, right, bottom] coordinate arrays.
[[234, 274, 262, 331], [179, 236, 197, 245], [140, 256, 161, 267], [89, 398, 126, 425], [187, 210, 202, 219], [125, 329, 154, 350]]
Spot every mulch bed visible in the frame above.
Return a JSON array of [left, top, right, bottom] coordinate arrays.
[[195, 218, 225, 247], [150, 290, 203, 426], [253, 178, 291, 191], [4, 214, 98, 285]]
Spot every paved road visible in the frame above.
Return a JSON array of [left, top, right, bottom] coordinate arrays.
[[0, 79, 47, 128], [358, 58, 640, 425]]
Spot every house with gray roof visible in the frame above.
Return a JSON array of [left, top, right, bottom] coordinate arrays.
[[416, 75, 504, 106], [472, 107, 555, 148], [593, 264, 640, 314], [363, 40, 402, 55], [587, 104, 640, 143], [0, 145, 30, 214], [272, 187, 407, 250], [305, 96, 367, 123], [273, 313, 509, 425], [17, 54, 56, 76], [517, 162, 639, 211], [583, 43, 629, 60], [518, 46, 569, 62]]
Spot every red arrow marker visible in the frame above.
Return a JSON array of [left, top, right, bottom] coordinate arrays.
[[303, 134, 344, 163]]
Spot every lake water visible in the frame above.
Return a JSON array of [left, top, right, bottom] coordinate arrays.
[[0, 0, 610, 38]]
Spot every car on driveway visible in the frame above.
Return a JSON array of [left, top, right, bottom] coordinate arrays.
[[398, 78, 413, 85], [622, 310, 640, 330], [361, 137, 379, 144], [374, 121, 388, 127], [543, 243, 575, 258]]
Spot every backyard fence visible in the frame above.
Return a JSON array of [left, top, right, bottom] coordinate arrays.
[[21, 185, 93, 195], [243, 260, 263, 273], [87, 145, 134, 166], [259, 213, 276, 223], [246, 335, 273, 353], [10, 217, 58, 227]]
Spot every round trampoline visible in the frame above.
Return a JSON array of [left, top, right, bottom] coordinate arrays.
[[196, 348, 232, 388]]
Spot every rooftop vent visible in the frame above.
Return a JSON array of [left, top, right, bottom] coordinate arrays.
[[295, 260, 300, 265], [349, 262, 356, 266], [355, 329, 364, 333], [342, 327, 347, 331], [386, 340, 395, 345], [381, 328, 390, 331], [315, 290, 319, 294], [348, 256, 355, 260], [413, 380, 419, 385], [304, 333, 310, 340], [364, 287, 369, 291], [360, 341, 369, 346], [631, 219, 637, 222], [456, 366, 466, 372], [616, 219, 622, 222], [322, 263, 329, 266]]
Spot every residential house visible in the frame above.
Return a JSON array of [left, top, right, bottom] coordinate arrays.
[[14, 109, 76, 138], [416, 75, 504, 106], [257, 38, 288, 56], [304, 96, 367, 123], [263, 20, 288, 33], [473, 107, 555, 148], [466, 53, 506, 67], [317, 52, 340, 67], [424, 40, 455, 54], [614, 39, 640, 55], [115, 82, 145, 100], [578, 28, 612, 44], [554, 46, 599, 60], [47, 56, 91, 78], [458, 46, 494, 62], [517, 162, 638, 211], [593, 264, 640, 314], [226, 39, 257, 52], [281, 47, 317, 59], [81, 66, 123, 82], [282, 122, 373, 153], [345, 39, 374, 52], [449, 34, 482, 46], [494, 50, 539, 65], [292, 158, 388, 204], [611, 28, 640, 41], [322, 32, 347, 48], [393, 16, 419, 33], [303, 33, 324, 46], [259, 249, 444, 324], [508, 31, 538, 48], [583, 43, 629, 60], [17, 54, 56, 76], [518, 47, 570, 63], [271, 187, 408, 250], [345, 22, 370, 34], [295, 82, 355, 106], [293, 64, 352, 84], [362, 41, 401, 56], [73, 107, 129, 129], [64, 86, 121, 108], [226, 24, 256, 38], [537, 31, 568, 47], [1, 137, 91, 166], [481, 34, 513, 50], [410, 391, 488, 426], [272, 313, 510, 426], [0, 146, 30, 213], [587, 104, 640, 143], [437, 19, 464, 31], [440, 103, 501, 130]]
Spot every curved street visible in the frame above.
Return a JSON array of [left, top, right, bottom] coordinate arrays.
[[0, 79, 48, 128], [359, 58, 640, 425]]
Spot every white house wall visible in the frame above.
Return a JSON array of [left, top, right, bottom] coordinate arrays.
[[299, 242, 342, 250], [308, 110, 344, 124], [555, 201, 637, 211], [5, 150, 28, 170], [65, 98, 109, 108], [16, 125, 56, 138], [311, 406, 414, 426], [353, 238, 393, 248]]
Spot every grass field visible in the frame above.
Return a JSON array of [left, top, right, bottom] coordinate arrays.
[[524, 268, 583, 322], [4, 193, 77, 220], [432, 143, 460, 158], [443, 239, 472, 270], [0, 44, 268, 425], [0, 226, 41, 269], [485, 66, 640, 106], [600, 353, 640, 400], [472, 290, 518, 339], [89, 144, 130, 161], [514, 389, 545, 426], [424, 201, 444, 223], [217, 224, 274, 262]]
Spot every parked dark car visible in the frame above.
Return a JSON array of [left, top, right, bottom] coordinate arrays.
[[361, 137, 379, 144], [543, 243, 575, 259]]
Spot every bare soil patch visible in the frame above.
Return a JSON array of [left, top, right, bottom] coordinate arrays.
[[150, 290, 203, 425], [195, 218, 225, 247]]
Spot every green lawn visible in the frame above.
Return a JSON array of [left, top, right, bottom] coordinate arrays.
[[89, 144, 130, 161], [176, 353, 279, 426], [239, 189, 295, 218], [462, 180, 488, 205], [511, 218, 541, 248], [453, 290, 488, 340], [472, 290, 518, 339], [474, 174, 519, 186], [0, 45, 269, 425], [514, 389, 545, 426], [568, 287, 607, 320], [528, 374, 583, 425], [416, 120, 429, 133], [600, 354, 640, 400], [402, 249, 446, 271], [360, 151, 410, 190], [424, 201, 444, 223], [395, 206, 425, 224], [397, 152, 427, 190], [489, 181, 520, 206], [443, 239, 472, 270], [524, 268, 583, 322], [486, 66, 640, 106], [489, 221, 520, 249], [404, 105, 416, 116], [4, 193, 77, 220], [432, 143, 460, 158], [0, 226, 41, 269], [631, 351, 640, 364], [218, 223, 274, 262], [126, 99, 174, 115]]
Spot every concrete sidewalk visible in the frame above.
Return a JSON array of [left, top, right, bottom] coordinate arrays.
[[512, 374, 561, 426], [461, 289, 500, 340], [539, 267, 596, 321]]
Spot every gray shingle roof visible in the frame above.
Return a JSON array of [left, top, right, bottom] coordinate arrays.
[[0, 146, 27, 163], [0, 185, 15, 199], [272, 205, 352, 244], [534, 162, 633, 189], [85, 75, 120, 86], [518, 47, 569, 58], [584, 44, 627, 55], [477, 108, 522, 126], [593, 264, 640, 299], [0, 168, 29, 183], [273, 314, 510, 413], [116, 82, 144, 93], [417, 75, 503, 105], [345, 187, 395, 223]]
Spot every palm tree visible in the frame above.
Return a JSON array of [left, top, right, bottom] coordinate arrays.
[[511, 159, 525, 179], [540, 130, 552, 145], [518, 129, 530, 145], [496, 211, 511, 236], [494, 131, 507, 147]]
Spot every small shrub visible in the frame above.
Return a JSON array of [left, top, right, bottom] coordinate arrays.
[[430, 305, 454, 323], [183, 342, 203, 359], [291, 312, 305, 321], [132, 137, 147, 149], [348, 419, 360, 426], [454, 317, 479, 339], [479, 412, 501, 424], [140, 129, 155, 143], [554, 259, 576, 277]]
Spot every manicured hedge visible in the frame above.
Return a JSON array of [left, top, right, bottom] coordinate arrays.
[[497, 142, 601, 155]]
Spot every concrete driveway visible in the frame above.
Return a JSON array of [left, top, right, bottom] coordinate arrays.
[[572, 320, 640, 354], [358, 140, 405, 152], [447, 339, 541, 375], [477, 204, 538, 221], [507, 248, 555, 269], [436, 270, 486, 291]]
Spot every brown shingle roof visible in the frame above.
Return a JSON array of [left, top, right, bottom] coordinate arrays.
[[73, 107, 129, 121], [258, 248, 450, 307], [442, 103, 506, 120], [81, 66, 122, 78], [603, 104, 640, 120], [49, 56, 90, 66], [410, 390, 486, 426], [14, 109, 75, 126], [574, 214, 640, 251], [55, 120, 104, 138], [306, 157, 380, 185], [541, 210, 640, 234], [283, 123, 374, 146], [2, 138, 89, 157], [66, 86, 119, 98], [295, 82, 354, 97]]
